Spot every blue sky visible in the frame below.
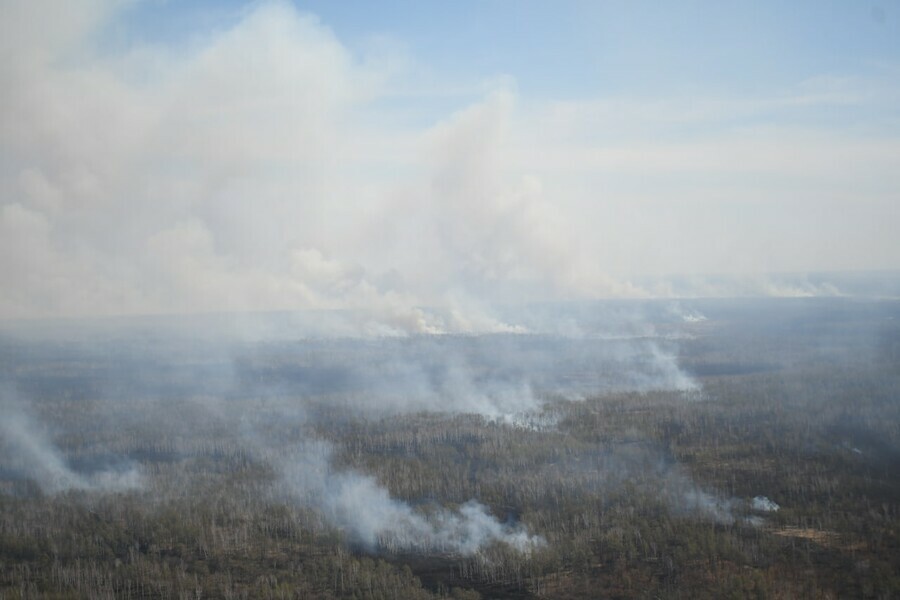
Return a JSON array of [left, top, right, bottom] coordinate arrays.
[[108, 0, 900, 139], [118, 0, 900, 97], [1, 0, 899, 321]]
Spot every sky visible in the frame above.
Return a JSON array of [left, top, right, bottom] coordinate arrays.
[[1, 0, 899, 327]]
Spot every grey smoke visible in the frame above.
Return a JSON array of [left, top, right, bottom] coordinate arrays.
[[278, 440, 541, 555], [222, 298, 703, 418], [0, 411, 89, 493], [667, 302, 707, 323], [0, 301, 705, 554], [751, 496, 780, 512], [0, 392, 142, 494], [677, 486, 736, 525]]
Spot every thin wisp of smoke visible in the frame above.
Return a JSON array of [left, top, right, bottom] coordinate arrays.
[[277, 440, 542, 555], [0, 392, 142, 494]]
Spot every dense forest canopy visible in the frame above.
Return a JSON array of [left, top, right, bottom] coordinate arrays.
[[1, 297, 898, 598]]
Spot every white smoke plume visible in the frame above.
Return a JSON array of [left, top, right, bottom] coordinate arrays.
[[0, 392, 142, 494], [2, 0, 897, 331], [667, 302, 707, 323], [0, 411, 90, 493], [275, 440, 542, 555], [0, 0, 651, 333], [0, 314, 706, 556], [650, 274, 846, 300], [751, 496, 780, 512]]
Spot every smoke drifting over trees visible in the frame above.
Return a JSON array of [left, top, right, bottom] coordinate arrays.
[[0, 302, 707, 558], [2, 297, 899, 597], [0, 396, 141, 494], [2, 1, 899, 597]]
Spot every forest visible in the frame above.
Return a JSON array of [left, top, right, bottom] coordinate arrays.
[[1, 297, 899, 599]]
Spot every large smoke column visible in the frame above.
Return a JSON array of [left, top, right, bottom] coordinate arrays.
[[2, 0, 897, 333], [0, 0, 653, 330]]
